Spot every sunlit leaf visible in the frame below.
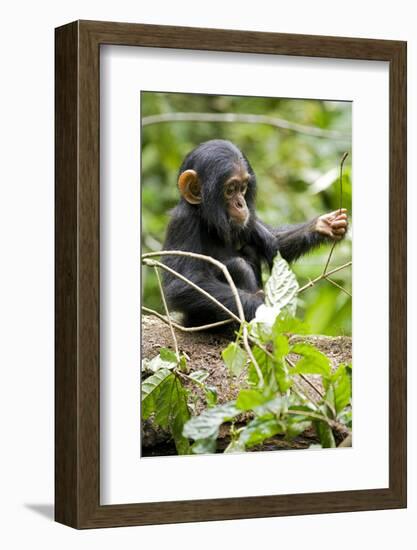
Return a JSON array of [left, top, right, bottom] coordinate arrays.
[[236, 389, 269, 411], [291, 342, 331, 378], [141, 368, 173, 420], [159, 347, 178, 363], [183, 401, 240, 441], [224, 439, 246, 453], [331, 364, 352, 415], [205, 386, 218, 407], [315, 421, 336, 448], [143, 354, 176, 373], [239, 418, 285, 448], [272, 315, 309, 337], [222, 342, 247, 376], [188, 370, 210, 384], [264, 254, 299, 312]]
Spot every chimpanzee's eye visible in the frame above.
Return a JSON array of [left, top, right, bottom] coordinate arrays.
[[241, 183, 248, 195], [225, 183, 236, 198]]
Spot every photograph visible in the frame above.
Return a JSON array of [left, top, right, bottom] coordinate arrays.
[[140, 91, 353, 457]]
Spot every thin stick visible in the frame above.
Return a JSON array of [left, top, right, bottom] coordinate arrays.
[[322, 242, 337, 277], [339, 152, 349, 212], [322, 151, 349, 276], [142, 251, 243, 320], [298, 261, 352, 293], [143, 258, 241, 324], [153, 266, 179, 361], [142, 250, 264, 386], [325, 276, 352, 297], [142, 306, 233, 332]]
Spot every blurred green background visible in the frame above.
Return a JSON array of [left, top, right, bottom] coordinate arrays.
[[141, 92, 352, 336]]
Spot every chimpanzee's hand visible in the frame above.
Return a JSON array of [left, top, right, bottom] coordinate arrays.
[[315, 209, 348, 241]]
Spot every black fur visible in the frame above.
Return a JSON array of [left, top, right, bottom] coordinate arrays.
[[162, 140, 328, 327]]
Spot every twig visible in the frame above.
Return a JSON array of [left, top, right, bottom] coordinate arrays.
[[142, 251, 242, 321], [142, 258, 240, 324], [142, 112, 350, 140], [322, 151, 349, 276], [322, 242, 337, 277], [153, 266, 180, 361], [142, 306, 232, 332], [298, 261, 352, 293], [325, 276, 352, 297], [339, 152, 349, 212], [142, 250, 264, 386]]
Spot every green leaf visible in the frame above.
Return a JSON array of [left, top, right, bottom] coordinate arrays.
[[239, 418, 285, 448], [250, 254, 299, 335], [338, 409, 352, 428], [247, 346, 274, 387], [154, 375, 175, 428], [205, 386, 218, 407], [191, 437, 217, 454], [222, 342, 247, 376], [315, 421, 336, 448], [291, 342, 331, 378], [264, 253, 299, 312], [183, 401, 240, 441], [170, 377, 191, 455], [236, 389, 269, 411], [274, 358, 292, 393], [178, 354, 188, 372], [141, 368, 173, 420], [224, 439, 246, 453], [274, 333, 290, 361], [188, 370, 210, 384], [272, 315, 308, 338], [152, 373, 190, 454], [332, 365, 352, 415], [142, 368, 190, 455], [254, 395, 283, 417], [143, 354, 176, 373], [159, 347, 178, 363], [285, 418, 312, 441]]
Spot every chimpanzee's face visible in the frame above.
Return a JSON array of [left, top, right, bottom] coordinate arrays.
[[177, 140, 256, 236], [223, 163, 250, 226]]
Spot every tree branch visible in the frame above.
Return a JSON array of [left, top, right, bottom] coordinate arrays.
[[142, 112, 350, 140]]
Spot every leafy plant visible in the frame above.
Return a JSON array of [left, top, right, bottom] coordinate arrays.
[[142, 353, 191, 454], [142, 347, 219, 454], [183, 315, 352, 453]]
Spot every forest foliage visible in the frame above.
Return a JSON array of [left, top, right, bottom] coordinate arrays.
[[141, 91, 352, 336]]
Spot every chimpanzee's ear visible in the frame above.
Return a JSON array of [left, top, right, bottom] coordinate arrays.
[[178, 169, 202, 204]]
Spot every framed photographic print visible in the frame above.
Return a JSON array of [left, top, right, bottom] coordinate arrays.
[[55, 20, 406, 528]]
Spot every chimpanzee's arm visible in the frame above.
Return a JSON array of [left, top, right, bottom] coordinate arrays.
[[253, 209, 348, 264], [272, 219, 327, 262], [251, 218, 323, 263]]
